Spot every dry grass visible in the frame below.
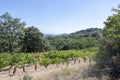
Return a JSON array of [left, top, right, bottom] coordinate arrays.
[[37, 61, 108, 80], [0, 59, 108, 80], [38, 64, 98, 80]]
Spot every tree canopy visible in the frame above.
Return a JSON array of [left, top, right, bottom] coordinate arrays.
[[0, 13, 52, 53], [96, 6, 120, 79], [21, 26, 52, 52], [0, 12, 25, 53]]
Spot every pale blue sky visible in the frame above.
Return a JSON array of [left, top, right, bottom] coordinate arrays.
[[0, 0, 119, 34]]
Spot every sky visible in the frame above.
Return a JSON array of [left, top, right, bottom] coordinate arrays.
[[0, 0, 120, 34]]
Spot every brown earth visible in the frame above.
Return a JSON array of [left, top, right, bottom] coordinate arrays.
[[0, 59, 93, 80]]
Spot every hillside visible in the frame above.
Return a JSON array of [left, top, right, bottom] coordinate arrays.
[[46, 28, 102, 50], [69, 28, 102, 39]]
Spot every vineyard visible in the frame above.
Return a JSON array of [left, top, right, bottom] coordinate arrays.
[[0, 47, 98, 75], [0, 2, 120, 79]]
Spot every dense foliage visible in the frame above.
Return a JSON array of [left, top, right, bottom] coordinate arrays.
[[47, 28, 102, 50], [0, 13, 52, 53], [21, 26, 52, 52], [96, 7, 120, 79], [0, 12, 25, 53]]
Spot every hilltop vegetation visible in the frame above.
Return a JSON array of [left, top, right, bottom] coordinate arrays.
[[47, 28, 102, 50]]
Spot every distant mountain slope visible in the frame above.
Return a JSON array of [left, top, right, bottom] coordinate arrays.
[[44, 34, 56, 37], [56, 33, 69, 36], [69, 28, 102, 39], [72, 28, 102, 34], [44, 28, 102, 38], [44, 33, 69, 37]]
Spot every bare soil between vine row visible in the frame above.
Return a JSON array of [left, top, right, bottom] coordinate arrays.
[[0, 59, 93, 80]]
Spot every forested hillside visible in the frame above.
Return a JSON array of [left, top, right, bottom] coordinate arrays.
[[47, 28, 102, 50]]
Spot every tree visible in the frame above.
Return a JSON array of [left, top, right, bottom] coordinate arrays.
[[103, 6, 120, 59], [96, 6, 120, 80], [21, 26, 52, 52], [0, 12, 25, 53]]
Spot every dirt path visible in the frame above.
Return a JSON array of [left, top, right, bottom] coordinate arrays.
[[0, 59, 91, 80]]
